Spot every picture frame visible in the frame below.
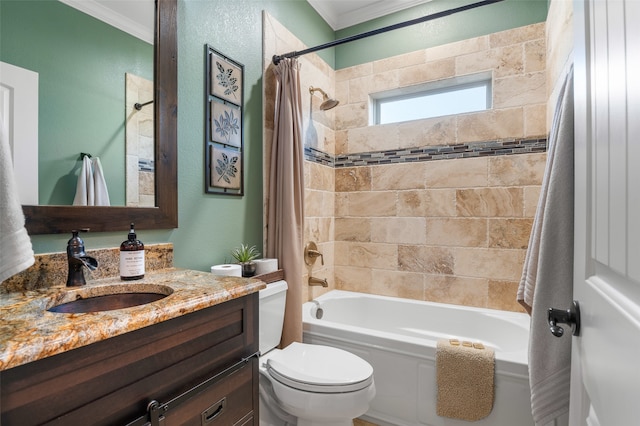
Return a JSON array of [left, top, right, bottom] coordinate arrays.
[[205, 45, 244, 196], [210, 48, 243, 106]]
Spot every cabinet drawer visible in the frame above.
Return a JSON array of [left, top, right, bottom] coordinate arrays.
[[160, 357, 256, 426], [1, 294, 258, 426]]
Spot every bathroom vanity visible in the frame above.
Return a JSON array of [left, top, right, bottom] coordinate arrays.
[[0, 269, 264, 425]]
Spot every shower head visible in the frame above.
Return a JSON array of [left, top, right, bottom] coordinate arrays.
[[309, 86, 339, 111]]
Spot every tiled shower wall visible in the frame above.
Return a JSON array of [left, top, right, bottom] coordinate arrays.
[[263, 15, 548, 312]]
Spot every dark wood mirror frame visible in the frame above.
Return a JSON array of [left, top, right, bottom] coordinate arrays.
[[23, 0, 178, 235]]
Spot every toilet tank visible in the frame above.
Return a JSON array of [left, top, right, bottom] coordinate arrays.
[[259, 280, 288, 355]]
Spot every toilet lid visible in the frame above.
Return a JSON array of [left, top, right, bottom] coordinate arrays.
[[266, 342, 373, 393]]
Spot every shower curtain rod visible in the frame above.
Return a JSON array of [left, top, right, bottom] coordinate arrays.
[[272, 0, 505, 65]]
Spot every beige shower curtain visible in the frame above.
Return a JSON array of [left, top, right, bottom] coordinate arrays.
[[267, 58, 304, 347]]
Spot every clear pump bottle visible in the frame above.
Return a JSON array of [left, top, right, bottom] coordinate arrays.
[[120, 223, 145, 280]]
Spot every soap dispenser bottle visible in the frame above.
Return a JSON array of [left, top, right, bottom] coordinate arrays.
[[120, 223, 145, 280]]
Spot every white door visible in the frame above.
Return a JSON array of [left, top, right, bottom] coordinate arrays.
[[0, 61, 39, 205], [570, 0, 640, 424]]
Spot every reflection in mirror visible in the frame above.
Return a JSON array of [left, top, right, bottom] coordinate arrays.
[[1, 0, 154, 207], [11, 0, 178, 234]]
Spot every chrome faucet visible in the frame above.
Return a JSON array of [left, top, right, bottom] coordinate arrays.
[[66, 230, 98, 287]]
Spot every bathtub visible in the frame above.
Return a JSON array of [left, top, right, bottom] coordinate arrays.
[[302, 290, 535, 426]]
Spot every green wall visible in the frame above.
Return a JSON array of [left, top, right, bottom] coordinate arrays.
[[22, 0, 546, 275], [26, 0, 334, 274], [0, 1, 153, 205], [334, 0, 547, 69]]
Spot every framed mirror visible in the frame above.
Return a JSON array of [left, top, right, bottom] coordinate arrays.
[[20, 0, 177, 234]]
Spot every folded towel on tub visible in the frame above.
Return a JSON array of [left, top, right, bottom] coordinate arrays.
[[436, 338, 495, 421]]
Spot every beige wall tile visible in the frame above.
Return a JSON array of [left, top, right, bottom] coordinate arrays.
[[347, 242, 398, 270], [546, 0, 573, 101], [335, 192, 349, 217], [371, 217, 427, 244], [348, 191, 397, 217], [398, 115, 457, 148], [425, 157, 488, 188], [334, 241, 350, 266], [525, 38, 546, 73], [304, 190, 323, 218], [454, 248, 525, 281], [494, 72, 546, 108], [308, 162, 334, 191], [334, 266, 372, 292], [336, 63, 373, 82], [456, 187, 524, 217], [397, 189, 457, 217], [398, 245, 426, 272], [456, 44, 524, 78], [335, 101, 368, 130], [371, 162, 427, 190], [426, 218, 488, 247], [349, 76, 373, 104], [489, 152, 546, 186], [305, 217, 334, 243], [370, 270, 424, 299], [335, 217, 371, 242], [423, 246, 455, 275], [524, 104, 547, 137], [488, 218, 534, 249], [523, 186, 542, 217], [336, 167, 371, 192], [398, 58, 456, 87], [373, 50, 426, 73], [371, 70, 401, 96], [487, 280, 527, 312], [490, 22, 545, 48], [346, 125, 399, 153], [457, 108, 524, 143], [398, 245, 455, 276], [427, 36, 489, 61], [424, 275, 488, 308], [335, 129, 348, 155]]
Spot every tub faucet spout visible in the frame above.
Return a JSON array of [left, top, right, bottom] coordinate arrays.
[[308, 277, 328, 287]]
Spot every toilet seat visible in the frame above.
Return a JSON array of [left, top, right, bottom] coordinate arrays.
[[266, 342, 373, 393]]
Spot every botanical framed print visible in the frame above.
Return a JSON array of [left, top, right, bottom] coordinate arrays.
[[205, 45, 244, 196], [210, 100, 241, 147], [210, 50, 243, 106], [210, 146, 241, 190]]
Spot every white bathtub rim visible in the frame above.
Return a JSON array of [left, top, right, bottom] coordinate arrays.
[[302, 290, 530, 377]]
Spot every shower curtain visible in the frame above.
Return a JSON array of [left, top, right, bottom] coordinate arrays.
[[267, 58, 305, 347]]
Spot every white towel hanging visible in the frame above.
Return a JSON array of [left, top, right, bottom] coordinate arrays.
[[73, 155, 94, 206], [92, 157, 110, 206], [72, 155, 110, 206]]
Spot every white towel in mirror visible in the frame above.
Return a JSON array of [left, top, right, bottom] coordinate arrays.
[[73, 155, 110, 206]]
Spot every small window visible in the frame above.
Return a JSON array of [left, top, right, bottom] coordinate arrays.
[[372, 77, 492, 125]]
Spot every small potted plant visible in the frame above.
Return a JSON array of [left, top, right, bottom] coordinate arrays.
[[231, 244, 261, 277]]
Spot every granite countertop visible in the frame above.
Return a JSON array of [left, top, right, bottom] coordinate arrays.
[[0, 268, 265, 372]]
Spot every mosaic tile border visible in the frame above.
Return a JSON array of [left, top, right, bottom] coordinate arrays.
[[305, 138, 547, 168]]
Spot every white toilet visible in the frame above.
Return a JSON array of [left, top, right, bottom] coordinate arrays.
[[259, 280, 375, 426]]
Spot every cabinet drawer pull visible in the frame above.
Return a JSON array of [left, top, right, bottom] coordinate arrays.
[[201, 397, 226, 424]]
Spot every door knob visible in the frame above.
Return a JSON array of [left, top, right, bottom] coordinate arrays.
[[548, 300, 581, 337]]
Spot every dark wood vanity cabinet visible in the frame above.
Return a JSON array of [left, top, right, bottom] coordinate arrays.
[[0, 293, 259, 426]]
